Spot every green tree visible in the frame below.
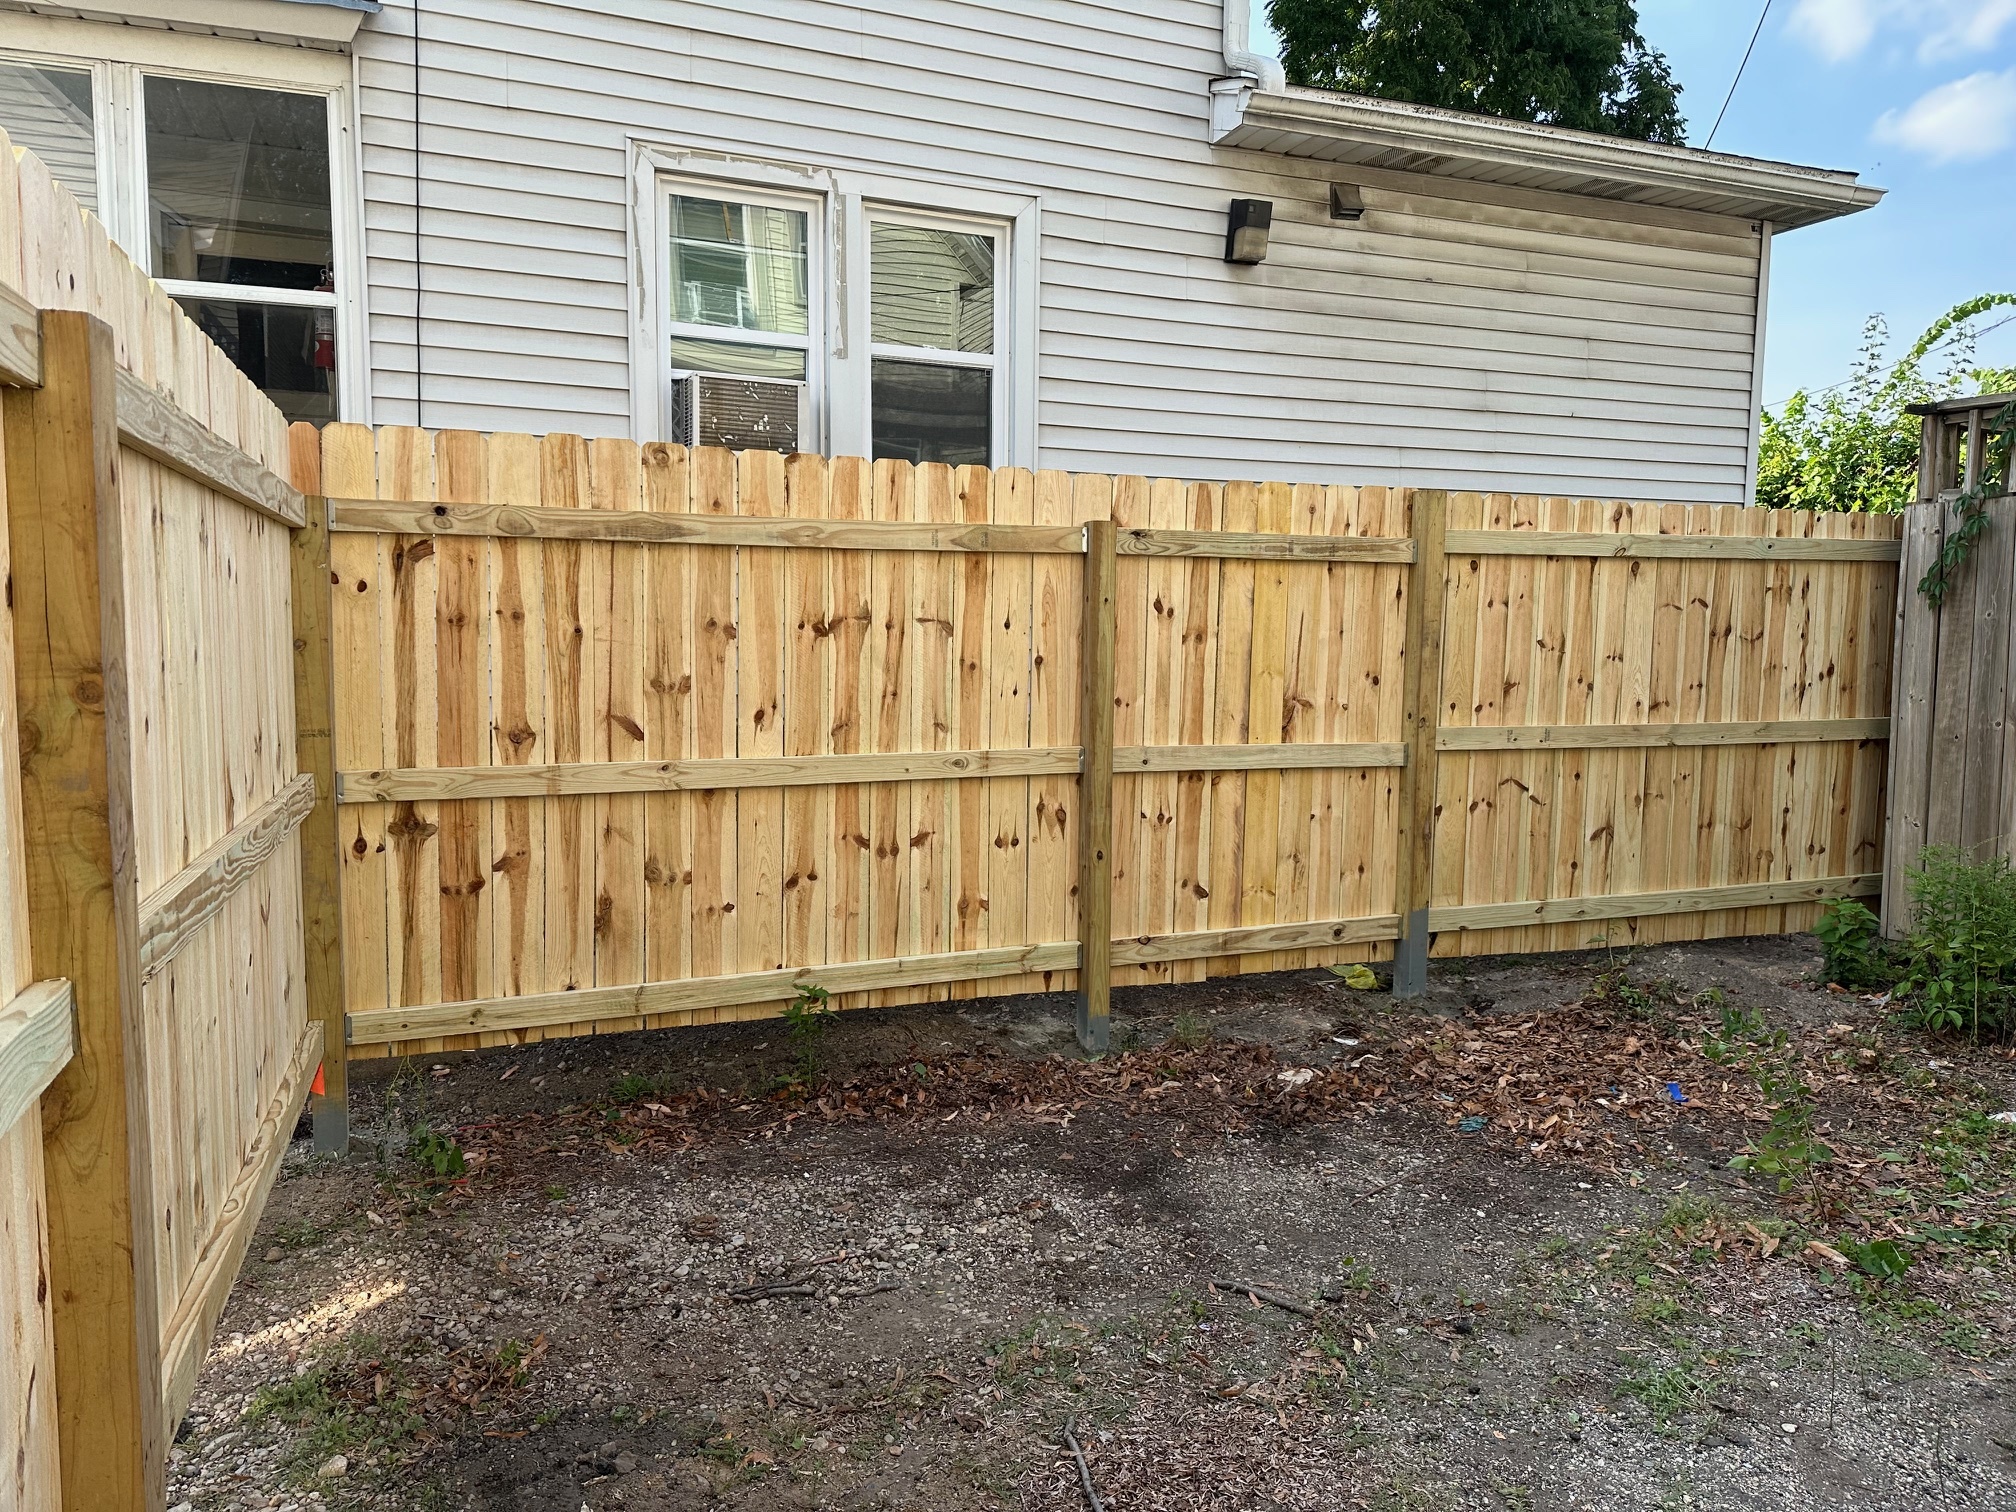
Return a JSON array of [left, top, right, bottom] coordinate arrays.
[[1267, 0, 1685, 144], [1755, 295, 2016, 513]]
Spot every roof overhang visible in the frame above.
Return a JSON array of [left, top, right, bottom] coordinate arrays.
[[0, 0, 378, 47], [1214, 84, 1884, 231]]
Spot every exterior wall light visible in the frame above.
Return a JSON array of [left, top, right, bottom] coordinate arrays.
[[1225, 198, 1272, 263], [1329, 183, 1366, 221]]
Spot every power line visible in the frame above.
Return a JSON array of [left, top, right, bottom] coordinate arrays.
[[1763, 311, 2016, 412], [1706, 0, 1775, 149]]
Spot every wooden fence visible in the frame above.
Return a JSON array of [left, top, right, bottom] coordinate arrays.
[[311, 426, 1900, 1068], [1, 131, 325, 1511], [1884, 393, 2016, 933]]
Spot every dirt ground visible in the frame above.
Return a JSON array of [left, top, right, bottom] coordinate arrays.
[[169, 936, 2016, 1511]]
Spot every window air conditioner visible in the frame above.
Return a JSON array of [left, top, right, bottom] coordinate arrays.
[[668, 372, 805, 453]]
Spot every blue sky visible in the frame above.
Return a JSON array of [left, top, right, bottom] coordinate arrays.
[[1252, 1, 2016, 409]]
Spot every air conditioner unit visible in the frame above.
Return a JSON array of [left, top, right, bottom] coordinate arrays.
[[668, 372, 805, 453]]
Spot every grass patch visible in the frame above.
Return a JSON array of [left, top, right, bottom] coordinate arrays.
[[1615, 1359, 1712, 1424]]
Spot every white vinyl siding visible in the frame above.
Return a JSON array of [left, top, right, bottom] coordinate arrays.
[[354, 0, 1764, 501]]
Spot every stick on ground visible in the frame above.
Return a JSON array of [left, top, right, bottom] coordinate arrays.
[[1210, 1278, 1318, 1318], [1061, 1415, 1107, 1512]]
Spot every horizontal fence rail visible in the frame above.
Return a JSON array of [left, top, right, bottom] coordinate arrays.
[[1445, 529, 1902, 561]]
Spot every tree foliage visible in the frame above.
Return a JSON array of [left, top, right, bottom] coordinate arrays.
[[1267, 0, 1685, 144], [1755, 295, 2016, 514]]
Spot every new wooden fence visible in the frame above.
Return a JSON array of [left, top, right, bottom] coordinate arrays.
[[1, 131, 325, 1511], [312, 425, 1900, 1070], [1884, 393, 2016, 932]]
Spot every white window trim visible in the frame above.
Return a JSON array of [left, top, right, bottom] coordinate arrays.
[[0, 17, 367, 424], [629, 141, 1040, 467]]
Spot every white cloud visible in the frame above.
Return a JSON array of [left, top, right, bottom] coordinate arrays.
[[1790, 0, 2016, 63], [1872, 68, 2016, 161], [1790, 0, 1879, 63], [1920, 0, 2016, 60]]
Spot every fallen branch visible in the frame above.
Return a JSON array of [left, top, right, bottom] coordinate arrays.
[[1060, 1415, 1107, 1512], [726, 1282, 816, 1303], [834, 1280, 900, 1300], [1210, 1278, 1317, 1319]]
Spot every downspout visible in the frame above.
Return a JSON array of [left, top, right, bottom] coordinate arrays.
[[1213, 0, 1285, 140], [1743, 221, 1773, 505]]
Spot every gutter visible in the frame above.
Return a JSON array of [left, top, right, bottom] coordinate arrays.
[[1221, 85, 1884, 229], [1212, 0, 1284, 137]]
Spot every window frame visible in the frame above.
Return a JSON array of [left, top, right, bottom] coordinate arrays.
[[0, 21, 365, 424], [658, 178, 826, 447], [629, 143, 1040, 467], [865, 206, 1008, 468]]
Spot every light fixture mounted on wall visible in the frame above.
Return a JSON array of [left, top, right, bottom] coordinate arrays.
[[1224, 198, 1272, 263], [1329, 183, 1366, 221]]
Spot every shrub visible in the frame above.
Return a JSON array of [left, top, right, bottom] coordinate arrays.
[[1901, 848, 2016, 1040], [1814, 899, 1887, 989]]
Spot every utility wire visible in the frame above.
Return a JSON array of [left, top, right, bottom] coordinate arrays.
[[1706, 0, 1775, 149], [1762, 311, 2016, 412]]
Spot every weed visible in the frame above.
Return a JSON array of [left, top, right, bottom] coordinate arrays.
[[609, 1072, 659, 1105], [1816, 899, 1888, 989], [1701, 1008, 1831, 1195], [1937, 1318, 1990, 1357], [267, 1218, 331, 1252], [1630, 1283, 1684, 1326], [246, 1335, 430, 1480], [543, 1184, 567, 1202], [1839, 1236, 1914, 1283], [1860, 1338, 1937, 1382], [1616, 1359, 1711, 1424], [1167, 1011, 1211, 1050], [1900, 848, 2016, 1040], [409, 1129, 466, 1180], [778, 984, 838, 1086]]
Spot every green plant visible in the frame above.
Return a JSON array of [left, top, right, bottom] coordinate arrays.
[[610, 1071, 659, 1105], [409, 1128, 466, 1180], [1701, 1008, 1831, 1194], [1167, 1011, 1211, 1050], [1900, 849, 2016, 1040], [1616, 1359, 1710, 1423], [1815, 899, 1887, 989], [1839, 1237, 1914, 1283], [779, 983, 838, 1084], [1756, 295, 2016, 514]]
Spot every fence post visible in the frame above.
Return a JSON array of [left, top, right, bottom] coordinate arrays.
[[1076, 518, 1117, 1051], [4, 309, 166, 1509], [1392, 488, 1448, 999], [289, 448, 348, 1152]]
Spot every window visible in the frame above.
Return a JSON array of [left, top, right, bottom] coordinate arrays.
[[637, 153, 1031, 464], [868, 219, 1000, 466], [661, 188, 818, 448], [147, 77, 338, 423], [0, 50, 351, 425]]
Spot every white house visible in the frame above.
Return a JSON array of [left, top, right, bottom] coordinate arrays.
[[0, 0, 1882, 501]]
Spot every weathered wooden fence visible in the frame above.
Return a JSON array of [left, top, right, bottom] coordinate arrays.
[[312, 425, 1900, 1074], [1, 131, 325, 1510], [1884, 393, 2016, 934]]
